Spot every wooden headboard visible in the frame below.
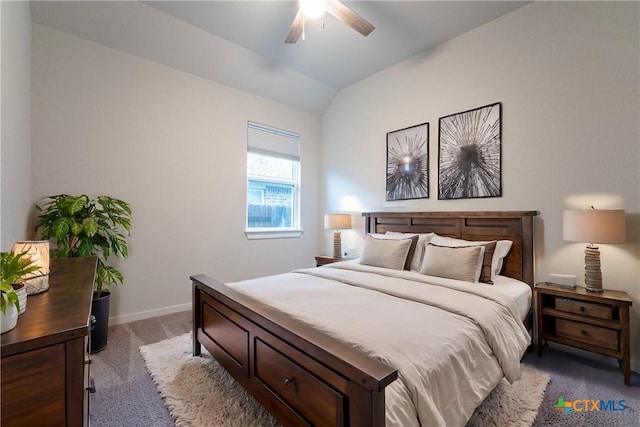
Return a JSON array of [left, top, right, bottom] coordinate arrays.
[[362, 211, 538, 287]]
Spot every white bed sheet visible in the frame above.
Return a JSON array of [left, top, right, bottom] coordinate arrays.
[[491, 275, 532, 321]]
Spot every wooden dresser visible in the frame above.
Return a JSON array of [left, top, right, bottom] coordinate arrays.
[[1, 256, 96, 427]]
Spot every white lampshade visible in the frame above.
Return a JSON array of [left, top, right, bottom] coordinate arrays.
[[563, 210, 626, 244], [324, 214, 352, 230], [11, 241, 50, 295]]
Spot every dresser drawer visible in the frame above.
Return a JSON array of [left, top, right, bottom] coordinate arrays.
[[555, 319, 618, 351], [255, 339, 344, 426], [555, 298, 612, 320], [1, 344, 66, 426]]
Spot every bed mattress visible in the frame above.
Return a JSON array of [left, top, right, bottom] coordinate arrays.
[[491, 275, 532, 321]]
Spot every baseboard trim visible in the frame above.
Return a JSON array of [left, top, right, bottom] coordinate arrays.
[[109, 303, 191, 325]]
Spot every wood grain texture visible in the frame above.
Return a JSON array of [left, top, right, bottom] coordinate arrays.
[[284, 9, 303, 43], [0, 344, 66, 427], [1, 256, 96, 427], [326, 0, 375, 37], [363, 211, 537, 287], [535, 284, 632, 385]]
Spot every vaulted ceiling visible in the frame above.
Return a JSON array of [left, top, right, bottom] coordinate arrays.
[[30, 1, 530, 114]]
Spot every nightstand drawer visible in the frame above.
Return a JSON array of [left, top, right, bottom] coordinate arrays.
[[555, 319, 618, 351], [555, 298, 613, 320]]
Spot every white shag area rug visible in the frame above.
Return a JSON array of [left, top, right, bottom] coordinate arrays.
[[140, 333, 550, 427]]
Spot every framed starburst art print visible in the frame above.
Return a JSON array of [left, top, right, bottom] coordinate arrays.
[[386, 122, 429, 201], [438, 102, 502, 200]]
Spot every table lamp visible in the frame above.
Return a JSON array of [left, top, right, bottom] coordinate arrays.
[[324, 214, 352, 258], [563, 208, 626, 292], [11, 241, 50, 295]]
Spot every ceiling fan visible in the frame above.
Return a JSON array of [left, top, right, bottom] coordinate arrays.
[[285, 0, 375, 43]]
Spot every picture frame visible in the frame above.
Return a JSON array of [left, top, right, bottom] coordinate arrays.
[[438, 102, 502, 200], [386, 122, 429, 201]]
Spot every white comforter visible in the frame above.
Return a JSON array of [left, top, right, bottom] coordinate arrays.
[[228, 262, 530, 427]]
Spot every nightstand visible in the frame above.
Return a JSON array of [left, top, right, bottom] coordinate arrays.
[[315, 255, 354, 267], [534, 283, 632, 385]]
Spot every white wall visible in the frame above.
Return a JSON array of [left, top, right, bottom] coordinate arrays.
[[1, 1, 32, 250], [31, 24, 321, 323], [322, 2, 640, 368]]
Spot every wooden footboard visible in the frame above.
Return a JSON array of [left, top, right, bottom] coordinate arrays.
[[191, 274, 398, 427]]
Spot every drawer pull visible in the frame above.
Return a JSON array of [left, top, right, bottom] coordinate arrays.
[[284, 378, 293, 387], [87, 377, 96, 394], [581, 330, 588, 336], [579, 306, 585, 312]]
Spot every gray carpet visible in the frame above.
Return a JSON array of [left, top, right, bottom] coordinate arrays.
[[522, 347, 639, 426], [89, 311, 192, 427], [90, 311, 639, 427]]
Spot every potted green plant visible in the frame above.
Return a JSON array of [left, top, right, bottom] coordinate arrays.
[[1, 251, 39, 333], [35, 194, 132, 352]]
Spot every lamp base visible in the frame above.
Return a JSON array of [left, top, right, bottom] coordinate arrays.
[[24, 275, 49, 295], [584, 245, 603, 292], [333, 231, 342, 259]]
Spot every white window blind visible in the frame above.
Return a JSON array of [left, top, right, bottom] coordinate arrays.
[[247, 121, 300, 161], [245, 121, 302, 239]]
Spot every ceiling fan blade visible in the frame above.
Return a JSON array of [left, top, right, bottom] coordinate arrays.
[[285, 9, 304, 43], [326, 0, 375, 37]]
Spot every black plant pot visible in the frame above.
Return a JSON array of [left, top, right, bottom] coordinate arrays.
[[90, 290, 110, 354]]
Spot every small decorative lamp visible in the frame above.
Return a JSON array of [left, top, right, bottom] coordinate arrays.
[[11, 241, 50, 295], [563, 208, 626, 292], [324, 214, 352, 259]]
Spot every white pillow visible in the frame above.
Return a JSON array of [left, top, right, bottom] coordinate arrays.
[[493, 241, 513, 275], [360, 235, 412, 270], [386, 232, 435, 271], [419, 244, 485, 283], [430, 235, 512, 278]]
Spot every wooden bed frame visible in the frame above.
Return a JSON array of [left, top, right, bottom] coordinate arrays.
[[192, 211, 537, 427]]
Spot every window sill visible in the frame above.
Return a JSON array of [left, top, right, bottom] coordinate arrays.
[[245, 229, 304, 240]]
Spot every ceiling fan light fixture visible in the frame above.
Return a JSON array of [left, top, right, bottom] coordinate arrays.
[[285, 0, 374, 44], [300, 0, 327, 19]]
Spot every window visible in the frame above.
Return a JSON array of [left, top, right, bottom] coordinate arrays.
[[246, 122, 302, 239]]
